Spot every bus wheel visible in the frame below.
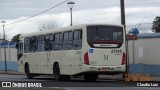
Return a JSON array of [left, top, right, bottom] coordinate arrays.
[[25, 64, 33, 79], [63, 75, 70, 81], [84, 74, 98, 82], [54, 64, 62, 81], [122, 72, 127, 81]]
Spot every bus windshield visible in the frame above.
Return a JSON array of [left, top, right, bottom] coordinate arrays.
[[87, 26, 123, 48]]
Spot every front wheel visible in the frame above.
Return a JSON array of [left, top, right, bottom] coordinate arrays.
[[25, 65, 33, 79], [84, 74, 98, 82]]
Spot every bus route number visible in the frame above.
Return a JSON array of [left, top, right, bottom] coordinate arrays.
[[111, 49, 122, 54]]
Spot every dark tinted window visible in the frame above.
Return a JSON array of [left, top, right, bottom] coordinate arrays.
[[30, 36, 37, 52], [17, 41, 23, 60], [69, 31, 73, 41], [45, 34, 53, 51], [19, 42, 23, 54], [73, 30, 82, 50], [63, 31, 72, 50], [87, 26, 123, 48], [37, 35, 45, 52], [53, 33, 62, 50], [63, 32, 68, 41], [24, 37, 30, 53]]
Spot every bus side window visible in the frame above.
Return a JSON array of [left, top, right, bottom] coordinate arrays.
[[37, 35, 45, 52], [53, 33, 62, 50], [24, 37, 30, 53], [17, 41, 23, 60], [45, 34, 53, 51], [63, 31, 72, 50], [30, 36, 37, 52], [73, 30, 82, 50]]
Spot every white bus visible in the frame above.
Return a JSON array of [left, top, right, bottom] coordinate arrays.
[[16, 24, 126, 81]]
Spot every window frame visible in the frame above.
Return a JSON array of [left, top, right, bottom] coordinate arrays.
[[37, 35, 45, 52], [45, 34, 54, 51], [24, 37, 30, 53], [53, 32, 62, 50], [63, 31, 73, 50], [73, 30, 82, 50], [30, 36, 37, 52]]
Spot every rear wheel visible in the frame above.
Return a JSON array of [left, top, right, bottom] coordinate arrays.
[[84, 74, 98, 82], [122, 72, 127, 81], [25, 64, 33, 79], [54, 64, 62, 81], [62, 75, 70, 81]]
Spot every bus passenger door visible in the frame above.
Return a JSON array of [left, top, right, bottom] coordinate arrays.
[[17, 41, 24, 73]]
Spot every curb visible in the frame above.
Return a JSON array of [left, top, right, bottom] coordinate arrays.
[[0, 71, 24, 75]]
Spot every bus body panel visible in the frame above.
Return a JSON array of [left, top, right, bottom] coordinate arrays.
[[88, 48, 124, 66]]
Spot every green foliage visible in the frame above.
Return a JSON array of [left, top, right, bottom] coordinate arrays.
[[11, 34, 21, 42], [152, 16, 160, 33]]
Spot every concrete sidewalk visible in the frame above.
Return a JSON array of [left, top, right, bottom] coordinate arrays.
[[0, 71, 160, 82]]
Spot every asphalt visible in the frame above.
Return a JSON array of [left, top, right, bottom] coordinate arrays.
[[0, 73, 160, 90], [0, 88, 66, 90], [0, 71, 160, 82]]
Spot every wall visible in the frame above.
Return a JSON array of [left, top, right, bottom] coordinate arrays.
[[0, 42, 17, 71], [128, 34, 160, 76]]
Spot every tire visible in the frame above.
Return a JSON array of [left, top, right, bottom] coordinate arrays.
[[122, 72, 127, 81], [84, 74, 98, 82], [25, 65, 33, 79], [62, 75, 70, 81], [54, 64, 62, 81]]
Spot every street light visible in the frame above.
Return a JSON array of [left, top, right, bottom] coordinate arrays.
[[67, 1, 75, 26], [1, 21, 7, 73]]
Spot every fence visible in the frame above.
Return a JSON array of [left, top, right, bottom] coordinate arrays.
[[126, 23, 155, 34], [38, 23, 158, 34]]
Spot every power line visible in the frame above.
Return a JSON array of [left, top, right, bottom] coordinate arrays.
[[4, 0, 69, 26]]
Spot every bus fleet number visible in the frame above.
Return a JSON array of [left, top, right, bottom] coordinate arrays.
[[111, 49, 122, 54]]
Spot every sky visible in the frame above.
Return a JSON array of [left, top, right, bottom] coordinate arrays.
[[0, 0, 160, 40]]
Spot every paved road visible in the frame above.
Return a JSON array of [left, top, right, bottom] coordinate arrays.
[[0, 74, 159, 90]]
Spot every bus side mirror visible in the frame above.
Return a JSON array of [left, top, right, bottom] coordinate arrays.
[[16, 43, 19, 49]]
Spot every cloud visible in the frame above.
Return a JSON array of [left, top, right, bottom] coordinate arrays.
[[1, 6, 160, 40], [1, 0, 160, 19]]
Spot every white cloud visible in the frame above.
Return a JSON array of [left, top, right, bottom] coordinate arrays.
[[1, 7, 160, 40]]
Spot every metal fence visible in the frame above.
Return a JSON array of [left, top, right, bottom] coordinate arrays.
[[126, 23, 155, 34]]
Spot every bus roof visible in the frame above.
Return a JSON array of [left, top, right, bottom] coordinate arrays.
[[20, 24, 123, 38]]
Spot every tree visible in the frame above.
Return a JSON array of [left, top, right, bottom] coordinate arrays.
[[11, 34, 21, 42], [39, 21, 58, 31], [152, 16, 160, 33]]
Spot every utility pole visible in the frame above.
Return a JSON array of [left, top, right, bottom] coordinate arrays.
[[120, 0, 129, 76], [1, 21, 7, 73], [120, 0, 126, 29]]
